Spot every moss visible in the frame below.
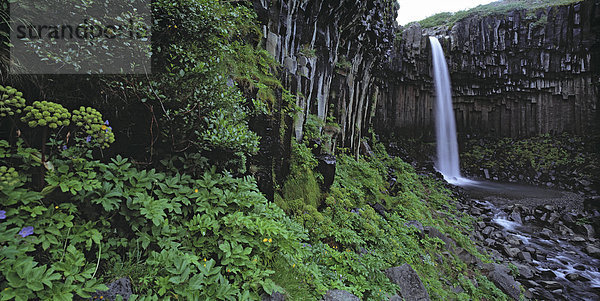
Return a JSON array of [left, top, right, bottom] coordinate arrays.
[[281, 169, 322, 212]]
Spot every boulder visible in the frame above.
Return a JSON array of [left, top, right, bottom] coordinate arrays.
[[503, 245, 520, 258], [424, 226, 456, 252], [517, 251, 532, 263], [317, 154, 336, 191], [91, 277, 132, 301], [512, 262, 534, 279], [484, 263, 521, 300], [263, 292, 286, 301], [585, 244, 600, 258], [385, 264, 430, 301]]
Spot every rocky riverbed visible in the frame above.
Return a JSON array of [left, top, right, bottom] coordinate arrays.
[[457, 181, 600, 300]]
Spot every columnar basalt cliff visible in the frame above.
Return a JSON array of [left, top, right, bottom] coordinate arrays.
[[251, 0, 397, 153], [375, 0, 600, 139]]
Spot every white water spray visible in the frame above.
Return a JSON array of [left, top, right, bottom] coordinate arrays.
[[429, 36, 472, 185]]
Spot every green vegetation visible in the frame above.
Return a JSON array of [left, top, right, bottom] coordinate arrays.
[[274, 141, 510, 300], [0, 83, 510, 298], [0, 0, 516, 299], [414, 0, 583, 28], [461, 133, 598, 184], [335, 56, 353, 73]]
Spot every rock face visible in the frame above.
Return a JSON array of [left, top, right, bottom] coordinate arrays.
[[252, 0, 397, 157], [375, 0, 600, 139]]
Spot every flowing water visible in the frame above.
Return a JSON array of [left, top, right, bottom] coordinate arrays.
[[429, 37, 472, 186], [429, 36, 599, 299], [464, 182, 600, 300]]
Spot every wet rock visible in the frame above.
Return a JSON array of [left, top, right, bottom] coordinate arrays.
[[583, 224, 596, 240], [548, 212, 560, 224], [509, 210, 522, 224], [385, 264, 431, 301], [503, 246, 520, 258], [513, 262, 534, 279], [518, 251, 532, 263], [540, 270, 556, 279], [527, 280, 541, 287], [484, 263, 521, 300], [584, 196, 600, 211], [566, 273, 590, 282], [541, 281, 562, 290], [482, 226, 494, 236], [323, 290, 360, 301], [585, 244, 600, 258], [539, 228, 553, 239]]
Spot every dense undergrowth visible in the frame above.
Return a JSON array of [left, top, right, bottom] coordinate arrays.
[[0, 0, 515, 299], [0, 105, 510, 299], [413, 0, 584, 28]]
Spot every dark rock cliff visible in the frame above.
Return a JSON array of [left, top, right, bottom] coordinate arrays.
[[251, 0, 397, 155], [375, 0, 600, 139]]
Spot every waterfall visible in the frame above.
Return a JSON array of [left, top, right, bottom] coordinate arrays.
[[429, 36, 471, 185]]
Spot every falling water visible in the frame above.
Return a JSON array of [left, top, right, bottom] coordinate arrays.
[[429, 36, 471, 185]]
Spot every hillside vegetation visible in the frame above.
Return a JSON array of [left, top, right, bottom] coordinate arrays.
[[415, 0, 584, 28]]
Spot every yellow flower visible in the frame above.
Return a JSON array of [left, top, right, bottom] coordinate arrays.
[[203, 258, 207, 262], [263, 238, 268, 242], [292, 264, 296, 268], [174, 25, 177, 28], [203, 264, 206, 267], [55, 205, 59, 209], [194, 189, 198, 193], [101, 125, 107, 130], [268, 238, 272, 243]]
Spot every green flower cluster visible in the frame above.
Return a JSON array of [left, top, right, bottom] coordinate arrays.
[[72, 106, 115, 148], [0, 85, 26, 117], [21, 101, 71, 129], [0, 165, 19, 187]]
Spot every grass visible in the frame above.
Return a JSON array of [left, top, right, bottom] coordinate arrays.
[[414, 0, 584, 28]]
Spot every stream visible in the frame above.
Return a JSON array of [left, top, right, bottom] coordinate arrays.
[[460, 180, 600, 300]]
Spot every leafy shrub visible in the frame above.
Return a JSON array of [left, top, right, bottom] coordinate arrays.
[[303, 114, 325, 142], [1, 140, 308, 299]]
